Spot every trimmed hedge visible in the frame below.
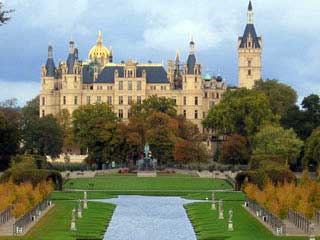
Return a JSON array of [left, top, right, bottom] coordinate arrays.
[[0, 169, 63, 190], [235, 168, 296, 190]]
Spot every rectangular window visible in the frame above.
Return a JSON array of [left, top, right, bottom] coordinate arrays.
[[137, 96, 142, 104], [118, 109, 123, 119], [119, 81, 123, 90], [205, 92, 208, 98], [195, 97, 198, 106], [128, 81, 132, 90], [248, 70, 252, 76], [74, 96, 78, 105], [195, 110, 198, 119], [119, 96, 123, 105], [183, 96, 187, 105], [74, 76, 77, 82], [63, 96, 66, 105], [137, 81, 142, 90], [172, 97, 177, 105], [248, 60, 252, 67], [195, 77, 197, 83], [42, 97, 45, 106], [107, 96, 112, 105], [42, 110, 45, 117], [128, 96, 132, 105], [97, 96, 102, 103], [183, 110, 186, 118], [128, 109, 132, 118], [86, 96, 91, 104]]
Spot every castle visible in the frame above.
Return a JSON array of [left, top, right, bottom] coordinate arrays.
[[40, 1, 262, 132]]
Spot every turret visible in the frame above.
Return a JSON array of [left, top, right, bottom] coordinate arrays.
[[67, 37, 76, 74], [186, 38, 196, 74]]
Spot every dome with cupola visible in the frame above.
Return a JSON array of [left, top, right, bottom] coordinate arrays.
[[88, 30, 112, 64]]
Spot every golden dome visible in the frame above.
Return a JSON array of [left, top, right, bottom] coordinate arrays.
[[88, 31, 110, 61]]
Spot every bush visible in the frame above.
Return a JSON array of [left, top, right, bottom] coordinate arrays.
[[0, 169, 62, 190], [235, 168, 296, 190]]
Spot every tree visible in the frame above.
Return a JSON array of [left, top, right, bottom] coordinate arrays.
[[145, 112, 179, 166], [219, 134, 250, 165], [0, 2, 14, 26], [252, 124, 303, 168], [254, 79, 297, 116], [173, 140, 208, 165], [72, 103, 118, 167], [281, 94, 320, 140], [0, 106, 20, 170], [303, 128, 320, 168], [130, 95, 177, 118], [203, 88, 274, 138], [56, 109, 74, 148]]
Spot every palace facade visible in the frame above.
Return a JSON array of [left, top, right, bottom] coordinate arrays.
[[40, 1, 262, 131]]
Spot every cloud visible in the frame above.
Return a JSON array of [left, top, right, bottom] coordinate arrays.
[[0, 79, 39, 106]]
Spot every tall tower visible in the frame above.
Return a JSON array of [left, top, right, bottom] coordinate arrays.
[[238, 1, 262, 89]]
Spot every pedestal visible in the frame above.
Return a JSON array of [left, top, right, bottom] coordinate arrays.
[[83, 199, 88, 209], [211, 202, 216, 210], [70, 221, 76, 231], [228, 221, 234, 231], [78, 209, 82, 218], [219, 210, 224, 220]]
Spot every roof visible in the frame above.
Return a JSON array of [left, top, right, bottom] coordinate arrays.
[[82, 65, 169, 84], [45, 58, 55, 77], [187, 54, 196, 74], [239, 24, 261, 49]]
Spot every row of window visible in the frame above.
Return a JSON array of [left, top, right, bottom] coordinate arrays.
[[118, 80, 142, 90], [117, 109, 201, 120]]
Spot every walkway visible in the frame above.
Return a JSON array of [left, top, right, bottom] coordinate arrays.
[[96, 196, 200, 240]]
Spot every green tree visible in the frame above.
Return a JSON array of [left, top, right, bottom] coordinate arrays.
[[203, 88, 274, 138], [72, 103, 118, 168], [56, 109, 74, 148], [219, 134, 250, 165], [145, 112, 179, 166], [303, 128, 320, 168], [0, 106, 20, 170], [252, 124, 303, 168], [0, 2, 14, 26], [131, 95, 177, 118], [281, 94, 320, 140], [254, 79, 297, 116]]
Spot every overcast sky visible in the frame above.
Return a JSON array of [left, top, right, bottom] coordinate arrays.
[[0, 0, 319, 105]]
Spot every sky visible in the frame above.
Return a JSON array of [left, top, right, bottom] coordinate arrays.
[[0, 0, 319, 106]]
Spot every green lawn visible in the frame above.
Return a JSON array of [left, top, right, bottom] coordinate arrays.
[[185, 196, 312, 240], [64, 176, 232, 191], [0, 201, 115, 240]]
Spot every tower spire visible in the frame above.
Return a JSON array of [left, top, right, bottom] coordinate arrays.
[[247, 1, 254, 24], [69, 35, 75, 53], [97, 30, 103, 45], [175, 50, 180, 63], [48, 45, 53, 58], [189, 36, 195, 55]]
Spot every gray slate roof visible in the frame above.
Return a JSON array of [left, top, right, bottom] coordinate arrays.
[[82, 65, 169, 84], [239, 24, 261, 49], [45, 58, 55, 77], [187, 54, 196, 74]]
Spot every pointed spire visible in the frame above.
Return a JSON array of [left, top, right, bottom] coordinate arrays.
[[248, 0, 252, 11], [97, 30, 103, 45], [175, 50, 180, 63], [69, 35, 75, 53], [247, 1, 254, 24], [48, 45, 53, 58], [189, 36, 195, 55]]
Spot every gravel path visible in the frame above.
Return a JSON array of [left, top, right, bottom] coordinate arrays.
[[96, 196, 201, 240]]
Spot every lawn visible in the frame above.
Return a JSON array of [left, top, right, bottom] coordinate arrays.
[[64, 176, 232, 191], [0, 201, 115, 240], [185, 195, 313, 240]]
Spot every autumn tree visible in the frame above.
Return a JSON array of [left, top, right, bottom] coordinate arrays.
[[303, 128, 320, 168], [72, 103, 118, 168], [203, 88, 274, 138], [252, 124, 303, 168], [173, 140, 209, 165], [56, 109, 74, 149], [219, 134, 250, 165], [254, 79, 297, 116], [0, 2, 13, 26]]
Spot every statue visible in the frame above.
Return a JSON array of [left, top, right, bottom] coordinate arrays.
[[211, 192, 216, 210], [309, 223, 315, 240], [70, 208, 76, 231], [138, 143, 157, 171], [228, 209, 234, 231]]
